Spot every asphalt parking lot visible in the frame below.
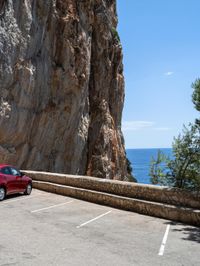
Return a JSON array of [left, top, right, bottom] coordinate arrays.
[[0, 189, 199, 266]]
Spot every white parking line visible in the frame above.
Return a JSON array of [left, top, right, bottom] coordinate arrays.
[[158, 224, 170, 256], [31, 200, 74, 213], [77, 210, 112, 228]]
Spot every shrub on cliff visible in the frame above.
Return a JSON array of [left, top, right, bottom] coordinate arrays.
[[111, 27, 121, 43], [125, 157, 137, 182]]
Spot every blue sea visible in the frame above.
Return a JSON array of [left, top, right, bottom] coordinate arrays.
[[126, 148, 172, 184]]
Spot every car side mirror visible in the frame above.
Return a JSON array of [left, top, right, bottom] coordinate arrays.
[[20, 172, 24, 177]]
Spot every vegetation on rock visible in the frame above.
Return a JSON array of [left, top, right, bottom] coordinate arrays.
[[111, 27, 121, 43], [125, 157, 137, 182]]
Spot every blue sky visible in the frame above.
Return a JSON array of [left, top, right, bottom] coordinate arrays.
[[117, 0, 200, 148]]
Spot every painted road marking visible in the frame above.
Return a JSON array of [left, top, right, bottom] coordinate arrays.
[[158, 224, 171, 256], [77, 210, 112, 228], [31, 200, 74, 213]]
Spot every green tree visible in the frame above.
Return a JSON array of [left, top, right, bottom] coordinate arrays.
[[150, 79, 200, 191], [150, 150, 168, 185], [192, 78, 200, 125], [192, 78, 200, 111]]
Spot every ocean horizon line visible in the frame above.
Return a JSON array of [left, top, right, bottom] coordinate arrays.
[[126, 147, 172, 150], [126, 148, 173, 184]]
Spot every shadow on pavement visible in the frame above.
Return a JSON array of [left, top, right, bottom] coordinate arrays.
[[180, 226, 200, 243], [165, 221, 200, 244], [3, 193, 25, 201]]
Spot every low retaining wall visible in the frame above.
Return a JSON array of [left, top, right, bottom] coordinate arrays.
[[22, 170, 200, 226], [23, 170, 200, 209], [33, 180, 200, 226]]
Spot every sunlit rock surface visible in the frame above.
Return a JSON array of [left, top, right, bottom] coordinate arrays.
[[0, 0, 127, 179]]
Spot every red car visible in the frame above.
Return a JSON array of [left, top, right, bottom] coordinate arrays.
[[0, 164, 32, 201]]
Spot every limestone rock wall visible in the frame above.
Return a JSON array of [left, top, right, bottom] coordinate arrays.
[[0, 0, 127, 179]]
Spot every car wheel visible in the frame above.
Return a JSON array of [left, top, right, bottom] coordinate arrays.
[[24, 183, 32, 195], [0, 187, 6, 201]]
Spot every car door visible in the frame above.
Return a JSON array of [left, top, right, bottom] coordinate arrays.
[[9, 167, 24, 192], [1, 167, 15, 194]]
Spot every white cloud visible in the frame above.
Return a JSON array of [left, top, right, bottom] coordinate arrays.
[[164, 71, 174, 76], [122, 121, 155, 131], [153, 127, 171, 131], [122, 121, 171, 132]]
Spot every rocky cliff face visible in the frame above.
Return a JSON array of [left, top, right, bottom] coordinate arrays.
[[0, 0, 127, 180]]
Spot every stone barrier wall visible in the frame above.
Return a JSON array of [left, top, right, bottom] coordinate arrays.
[[33, 180, 200, 226], [23, 170, 200, 209]]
